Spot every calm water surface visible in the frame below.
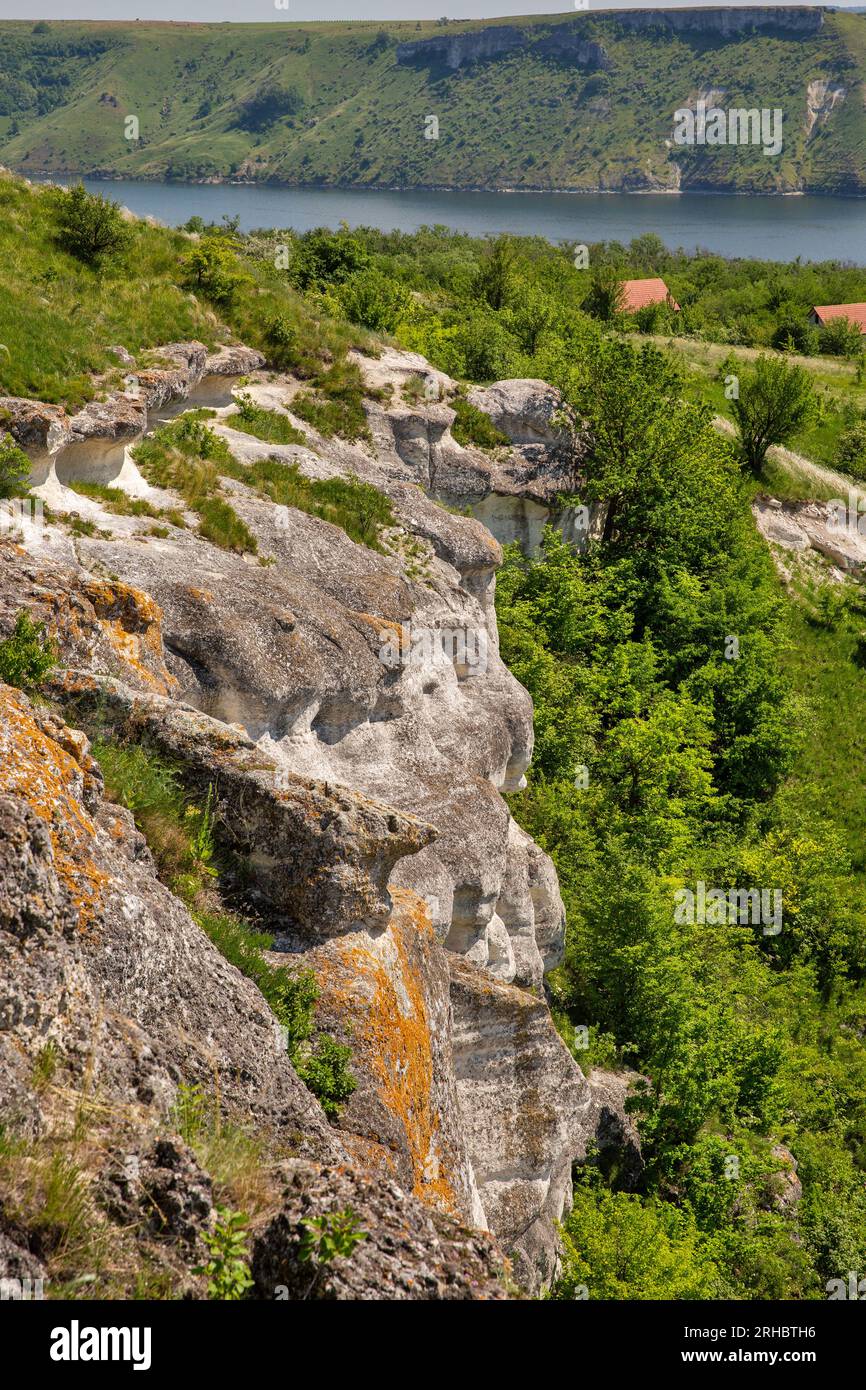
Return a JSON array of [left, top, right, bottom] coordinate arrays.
[[42, 177, 866, 265]]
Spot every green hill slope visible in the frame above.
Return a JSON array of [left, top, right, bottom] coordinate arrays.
[[1, 8, 866, 194]]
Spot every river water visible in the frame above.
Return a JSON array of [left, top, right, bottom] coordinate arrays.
[[52, 177, 866, 265]]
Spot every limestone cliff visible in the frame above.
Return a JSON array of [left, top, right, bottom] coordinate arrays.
[[0, 337, 635, 1297]]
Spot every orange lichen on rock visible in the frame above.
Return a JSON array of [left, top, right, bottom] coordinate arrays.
[[0, 687, 107, 932], [82, 579, 176, 694], [320, 889, 459, 1216]]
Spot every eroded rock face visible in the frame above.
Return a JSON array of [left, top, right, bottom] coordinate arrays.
[[753, 494, 866, 575], [0, 339, 633, 1292], [396, 20, 609, 74], [0, 545, 176, 696], [349, 348, 586, 511], [449, 954, 595, 1291], [4, 339, 265, 493], [59, 674, 435, 939], [251, 1160, 507, 1301], [285, 888, 485, 1227], [615, 6, 823, 37], [0, 684, 340, 1156]]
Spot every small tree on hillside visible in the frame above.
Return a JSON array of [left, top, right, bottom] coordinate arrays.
[[731, 355, 815, 476], [818, 316, 863, 360], [181, 235, 248, 306], [582, 266, 625, 323], [473, 236, 516, 312], [56, 184, 131, 267]]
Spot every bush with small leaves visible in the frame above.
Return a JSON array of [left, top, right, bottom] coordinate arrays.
[[55, 184, 131, 267], [0, 432, 30, 499], [300, 1208, 366, 1267], [836, 422, 866, 479], [0, 610, 57, 691], [194, 1208, 254, 1300]]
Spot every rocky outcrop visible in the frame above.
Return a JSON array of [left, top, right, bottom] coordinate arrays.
[[251, 1160, 507, 1300], [396, 21, 610, 73], [612, 7, 823, 39], [0, 547, 175, 696], [0, 338, 637, 1294], [57, 673, 436, 939], [286, 888, 485, 1224], [0, 682, 509, 1296], [349, 348, 575, 499], [0, 682, 342, 1155], [449, 954, 594, 1290], [805, 78, 846, 140], [3, 339, 265, 495], [753, 494, 866, 576]]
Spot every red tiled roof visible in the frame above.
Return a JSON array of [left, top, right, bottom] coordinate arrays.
[[620, 277, 680, 314], [811, 304, 866, 333]]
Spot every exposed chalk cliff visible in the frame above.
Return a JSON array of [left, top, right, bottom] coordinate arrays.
[[611, 6, 824, 38], [0, 337, 636, 1294], [396, 20, 610, 73]]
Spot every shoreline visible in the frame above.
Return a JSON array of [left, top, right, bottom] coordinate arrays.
[[19, 169, 866, 200]]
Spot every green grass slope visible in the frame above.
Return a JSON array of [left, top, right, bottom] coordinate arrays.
[[0, 172, 365, 406], [1, 10, 865, 193]]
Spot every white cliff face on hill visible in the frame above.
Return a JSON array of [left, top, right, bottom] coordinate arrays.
[[0, 340, 635, 1292]]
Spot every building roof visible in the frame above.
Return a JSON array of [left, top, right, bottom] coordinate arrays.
[[620, 277, 681, 314], [811, 303, 866, 333]]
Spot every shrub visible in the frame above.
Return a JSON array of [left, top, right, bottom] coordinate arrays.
[[264, 312, 298, 370], [836, 423, 866, 479], [236, 82, 305, 132], [300, 1208, 366, 1267], [0, 431, 30, 498], [0, 610, 57, 691], [55, 184, 131, 267], [635, 300, 675, 335], [297, 1035, 357, 1118], [582, 266, 625, 322], [450, 396, 510, 451], [731, 354, 815, 475], [289, 229, 370, 291], [229, 393, 306, 446], [451, 309, 515, 382], [770, 318, 817, 355], [818, 316, 863, 359], [194, 1208, 254, 1300], [181, 236, 248, 306], [338, 269, 411, 334], [550, 1185, 719, 1301], [291, 359, 370, 441]]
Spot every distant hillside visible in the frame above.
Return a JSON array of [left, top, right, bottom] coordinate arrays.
[[2, 8, 866, 194]]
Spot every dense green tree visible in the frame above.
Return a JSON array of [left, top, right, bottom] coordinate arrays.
[[731, 354, 815, 474], [55, 183, 130, 267]]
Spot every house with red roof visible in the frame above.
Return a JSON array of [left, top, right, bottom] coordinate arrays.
[[620, 277, 680, 315], [809, 303, 866, 334]]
